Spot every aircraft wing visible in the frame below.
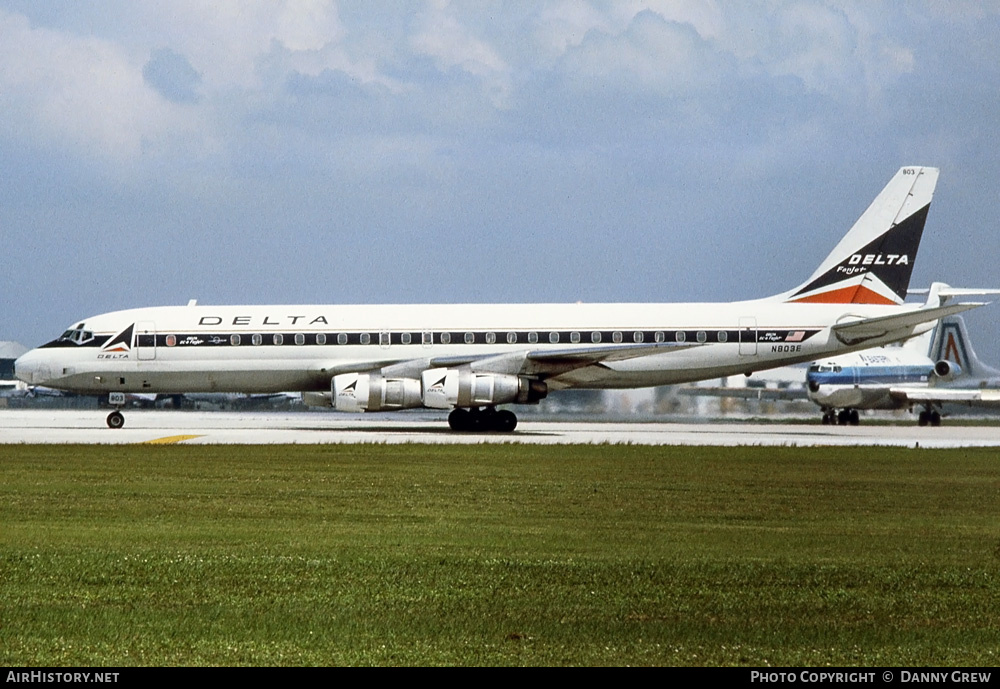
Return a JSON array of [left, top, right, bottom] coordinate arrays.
[[832, 302, 984, 346], [432, 342, 703, 378], [315, 342, 703, 380], [889, 387, 1000, 407], [678, 385, 807, 401]]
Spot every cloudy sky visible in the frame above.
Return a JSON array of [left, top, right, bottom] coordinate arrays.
[[2, 1, 999, 362]]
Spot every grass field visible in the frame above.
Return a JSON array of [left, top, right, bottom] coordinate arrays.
[[1, 443, 998, 666]]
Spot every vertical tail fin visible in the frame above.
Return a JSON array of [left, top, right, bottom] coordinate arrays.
[[780, 166, 939, 305], [929, 316, 995, 379]]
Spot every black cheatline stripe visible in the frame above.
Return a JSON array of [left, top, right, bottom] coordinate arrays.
[[146, 329, 821, 347], [39, 335, 113, 349]]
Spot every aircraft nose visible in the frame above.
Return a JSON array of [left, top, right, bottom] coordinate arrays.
[[14, 350, 55, 386]]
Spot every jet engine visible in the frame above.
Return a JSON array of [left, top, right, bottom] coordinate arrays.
[[420, 368, 547, 409], [333, 372, 422, 412], [302, 391, 332, 408], [933, 359, 962, 382]]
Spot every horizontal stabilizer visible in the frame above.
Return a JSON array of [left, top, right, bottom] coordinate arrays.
[[890, 388, 1000, 405], [909, 287, 1000, 298], [832, 302, 983, 346], [678, 386, 807, 401]]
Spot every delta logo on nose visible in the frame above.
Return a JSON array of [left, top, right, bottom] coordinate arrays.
[[101, 324, 134, 353]]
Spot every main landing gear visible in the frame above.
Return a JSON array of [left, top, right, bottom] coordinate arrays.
[[448, 407, 518, 432], [822, 408, 859, 426], [917, 409, 942, 427]]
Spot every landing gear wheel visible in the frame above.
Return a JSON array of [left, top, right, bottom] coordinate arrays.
[[918, 411, 929, 427], [495, 410, 518, 432], [448, 408, 475, 432], [107, 411, 125, 429], [930, 411, 941, 427], [448, 408, 518, 433], [849, 409, 860, 426]]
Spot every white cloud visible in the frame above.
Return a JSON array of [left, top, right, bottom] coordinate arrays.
[[410, 0, 512, 107], [556, 10, 727, 94], [0, 9, 200, 164], [275, 0, 343, 52], [531, 1, 616, 57]]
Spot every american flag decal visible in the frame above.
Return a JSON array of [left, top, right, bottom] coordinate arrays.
[[786, 331, 806, 342]]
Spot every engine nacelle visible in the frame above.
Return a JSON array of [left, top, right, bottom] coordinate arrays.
[[302, 391, 332, 408], [333, 373, 422, 412], [420, 368, 547, 409], [933, 359, 962, 382]]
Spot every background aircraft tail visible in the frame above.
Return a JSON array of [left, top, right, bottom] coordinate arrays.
[[929, 316, 999, 380], [779, 166, 939, 305]]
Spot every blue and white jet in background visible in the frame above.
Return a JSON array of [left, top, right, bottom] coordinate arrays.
[[808, 307, 1000, 426]]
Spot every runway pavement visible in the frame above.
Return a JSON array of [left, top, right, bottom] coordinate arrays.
[[2, 409, 1000, 447]]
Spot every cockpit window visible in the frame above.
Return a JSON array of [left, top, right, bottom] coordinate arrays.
[[59, 327, 94, 345]]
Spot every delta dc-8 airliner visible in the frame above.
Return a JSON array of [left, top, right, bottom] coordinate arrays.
[[15, 166, 982, 431]]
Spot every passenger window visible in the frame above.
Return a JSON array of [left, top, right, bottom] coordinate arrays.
[[360, 333, 371, 345], [252, 334, 263, 346], [230, 334, 241, 346], [506, 332, 517, 344], [273, 334, 284, 345], [549, 332, 560, 344], [696, 331, 707, 343], [401, 332, 412, 345], [612, 331, 622, 343], [591, 331, 602, 343], [633, 331, 644, 343], [570, 331, 580, 344], [294, 333, 305, 345], [528, 332, 538, 344], [676, 331, 686, 343], [464, 332, 475, 344], [441, 332, 451, 344]]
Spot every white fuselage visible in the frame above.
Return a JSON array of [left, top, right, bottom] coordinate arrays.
[[15, 299, 931, 397]]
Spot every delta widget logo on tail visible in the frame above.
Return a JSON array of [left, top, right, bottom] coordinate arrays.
[[785, 167, 934, 305]]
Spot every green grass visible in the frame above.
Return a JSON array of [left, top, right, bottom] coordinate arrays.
[[1, 444, 999, 666]]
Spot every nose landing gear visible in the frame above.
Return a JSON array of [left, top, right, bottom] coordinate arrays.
[[106, 392, 126, 429]]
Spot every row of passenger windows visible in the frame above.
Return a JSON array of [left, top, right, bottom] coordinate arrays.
[[159, 329, 731, 347]]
